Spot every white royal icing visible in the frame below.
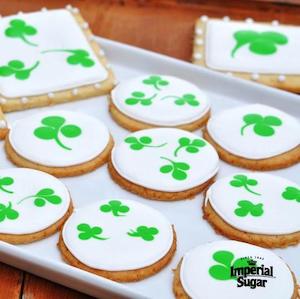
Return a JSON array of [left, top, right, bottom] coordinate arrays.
[[0, 168, 70, 234], [180, 240, 295, 299], [205, 19, 300, 74], [207, 104, 300, 159], [0, 9, 108, 98], [112, 128, 219, 192], [62, 199, 174, 271], [111, 75, 210, 127], [206, 173, 300, 234], [9, 110, 110, 167]]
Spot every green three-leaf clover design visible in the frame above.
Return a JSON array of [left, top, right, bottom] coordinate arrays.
[[174, 137, 206, 157], [282, 186, 300, 202], [125, 136, 167, 150], [34, 116, 82, 151], [229, 174, 261, 196], [5, 19, 38, 47], [231, 30, 288, 57], [160, 94, 200, 106], [77, 223, 108, 240], [0, 177, 14, 194], [209, 250, 255, 280], [142, 75, 169, 91], [241, 114, 282, 137], [100, 200, 130, 217], [0, 202, 19, 222], [42, 49, 95, 68], [125, 91, 157, 106], [0, 60, 40, 80], [234, 200, 264, 217], [160, 156, 190, 180], [17, 188, 62, 207], [127, 225, 159, 241]]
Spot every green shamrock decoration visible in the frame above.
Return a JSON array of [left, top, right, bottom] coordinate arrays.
[[5, 19, 38, 46], [127, 225, 159, 241], [229, 174, 261, 196], [0, 177, 14, 194], [241, 114, 282, 137], [125, 91, 157, 106], [231, 30, 288, 57], [234, 200, 264, 217], [125, 136, 167, 150], [209, 250, 255, 280], [0, 60, 40, 80], [17, 188, 62, 207], [100, 200, 130, 217], [160, 156, 190, 180], [42, 49, 95, 67], [142, 75, 169, 91], [0, 202, 19, 222], [160, 94, 200, 106], [174, 137, 206, 157], [34, 116, 82, 150], [282, 186, 300, 202], [77, 223, 108, 240]]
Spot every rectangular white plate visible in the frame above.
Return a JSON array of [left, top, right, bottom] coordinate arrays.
[[0, 37, 299, 299]]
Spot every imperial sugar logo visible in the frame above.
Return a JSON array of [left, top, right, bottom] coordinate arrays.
[[209, 250, 275, 289], [230, 256, 275, 289]]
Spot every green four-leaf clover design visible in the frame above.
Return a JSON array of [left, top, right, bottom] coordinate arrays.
[[5, 19, 38, 47], [0, 60, 40, 80], [282, 186, 300, 202], [127, 225, 159, 241], [231, 30, 288, 57], [160, 157, 190, 181], [34, 116, 82, 151], [229, 174, 261, 196], [0, 202, 19, 222], [17, 188, 62, 207], [100, 200, 130, 217], [174, 137, 206, 157], [77, 223, 108, 240], [125, 91, 157, 106], [234, 200, 264, 217], [0, 177, 14, 194], [142, 75, 169, 91], [241, 113, 282, 137], [125, 136, 167, 150], [209, 250, 255, 280]]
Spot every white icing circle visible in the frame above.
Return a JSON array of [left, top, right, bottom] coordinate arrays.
[[195, 38, 203, 46], [111, 75, 210, 127], [0, 168, 70, 234], [180, 240, 295, 299], [206, 173, 300, 234], [207, 104, 300, 159], [112, 128, 219, 192], [9, 110, 110, 167], [278, 74, 286, 82], [62, 199, 174, 271]]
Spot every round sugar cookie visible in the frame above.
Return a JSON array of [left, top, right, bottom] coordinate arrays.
[[109, 128, 219, 201], [204, 103, 300, 170], [5, 110, 114, 177], [0, 168, 72, 244], [110, 75, 210, 131], [59, 199, 176, 282], [203, 172, 300, 248], [173, 240, 298, 299]]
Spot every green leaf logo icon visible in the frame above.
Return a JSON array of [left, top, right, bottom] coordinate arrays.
[[127, 225, 159, 241], [174, 137, 206, 157], [77, 223, 109, 240], [231, 30, 288, 57], [229, 174, 261, 196], [0, 60, 40, 80], [125, 136, 167, 150], [234, 200, 264, 217], [100, 200, 130, 217], [0, 177, 14, 194], [161, 93, 200, 107], [282, 186, 300, 202], [0, 202, 19, 222], [5, 19, 38, 46], [34, 116, 82, 150], [160, 156, 190, 180], [241, 114, 282, 137], [142, 75, 169, 91], [125, 91, 156, 106]]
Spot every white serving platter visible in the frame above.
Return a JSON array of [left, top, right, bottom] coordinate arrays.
[[0, 37, 299, 299]]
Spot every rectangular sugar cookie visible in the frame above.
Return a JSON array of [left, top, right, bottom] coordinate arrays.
[[193, 16, 300, 92]]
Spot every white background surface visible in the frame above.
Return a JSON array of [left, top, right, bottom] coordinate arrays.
[[0, 38, 299, 299]]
